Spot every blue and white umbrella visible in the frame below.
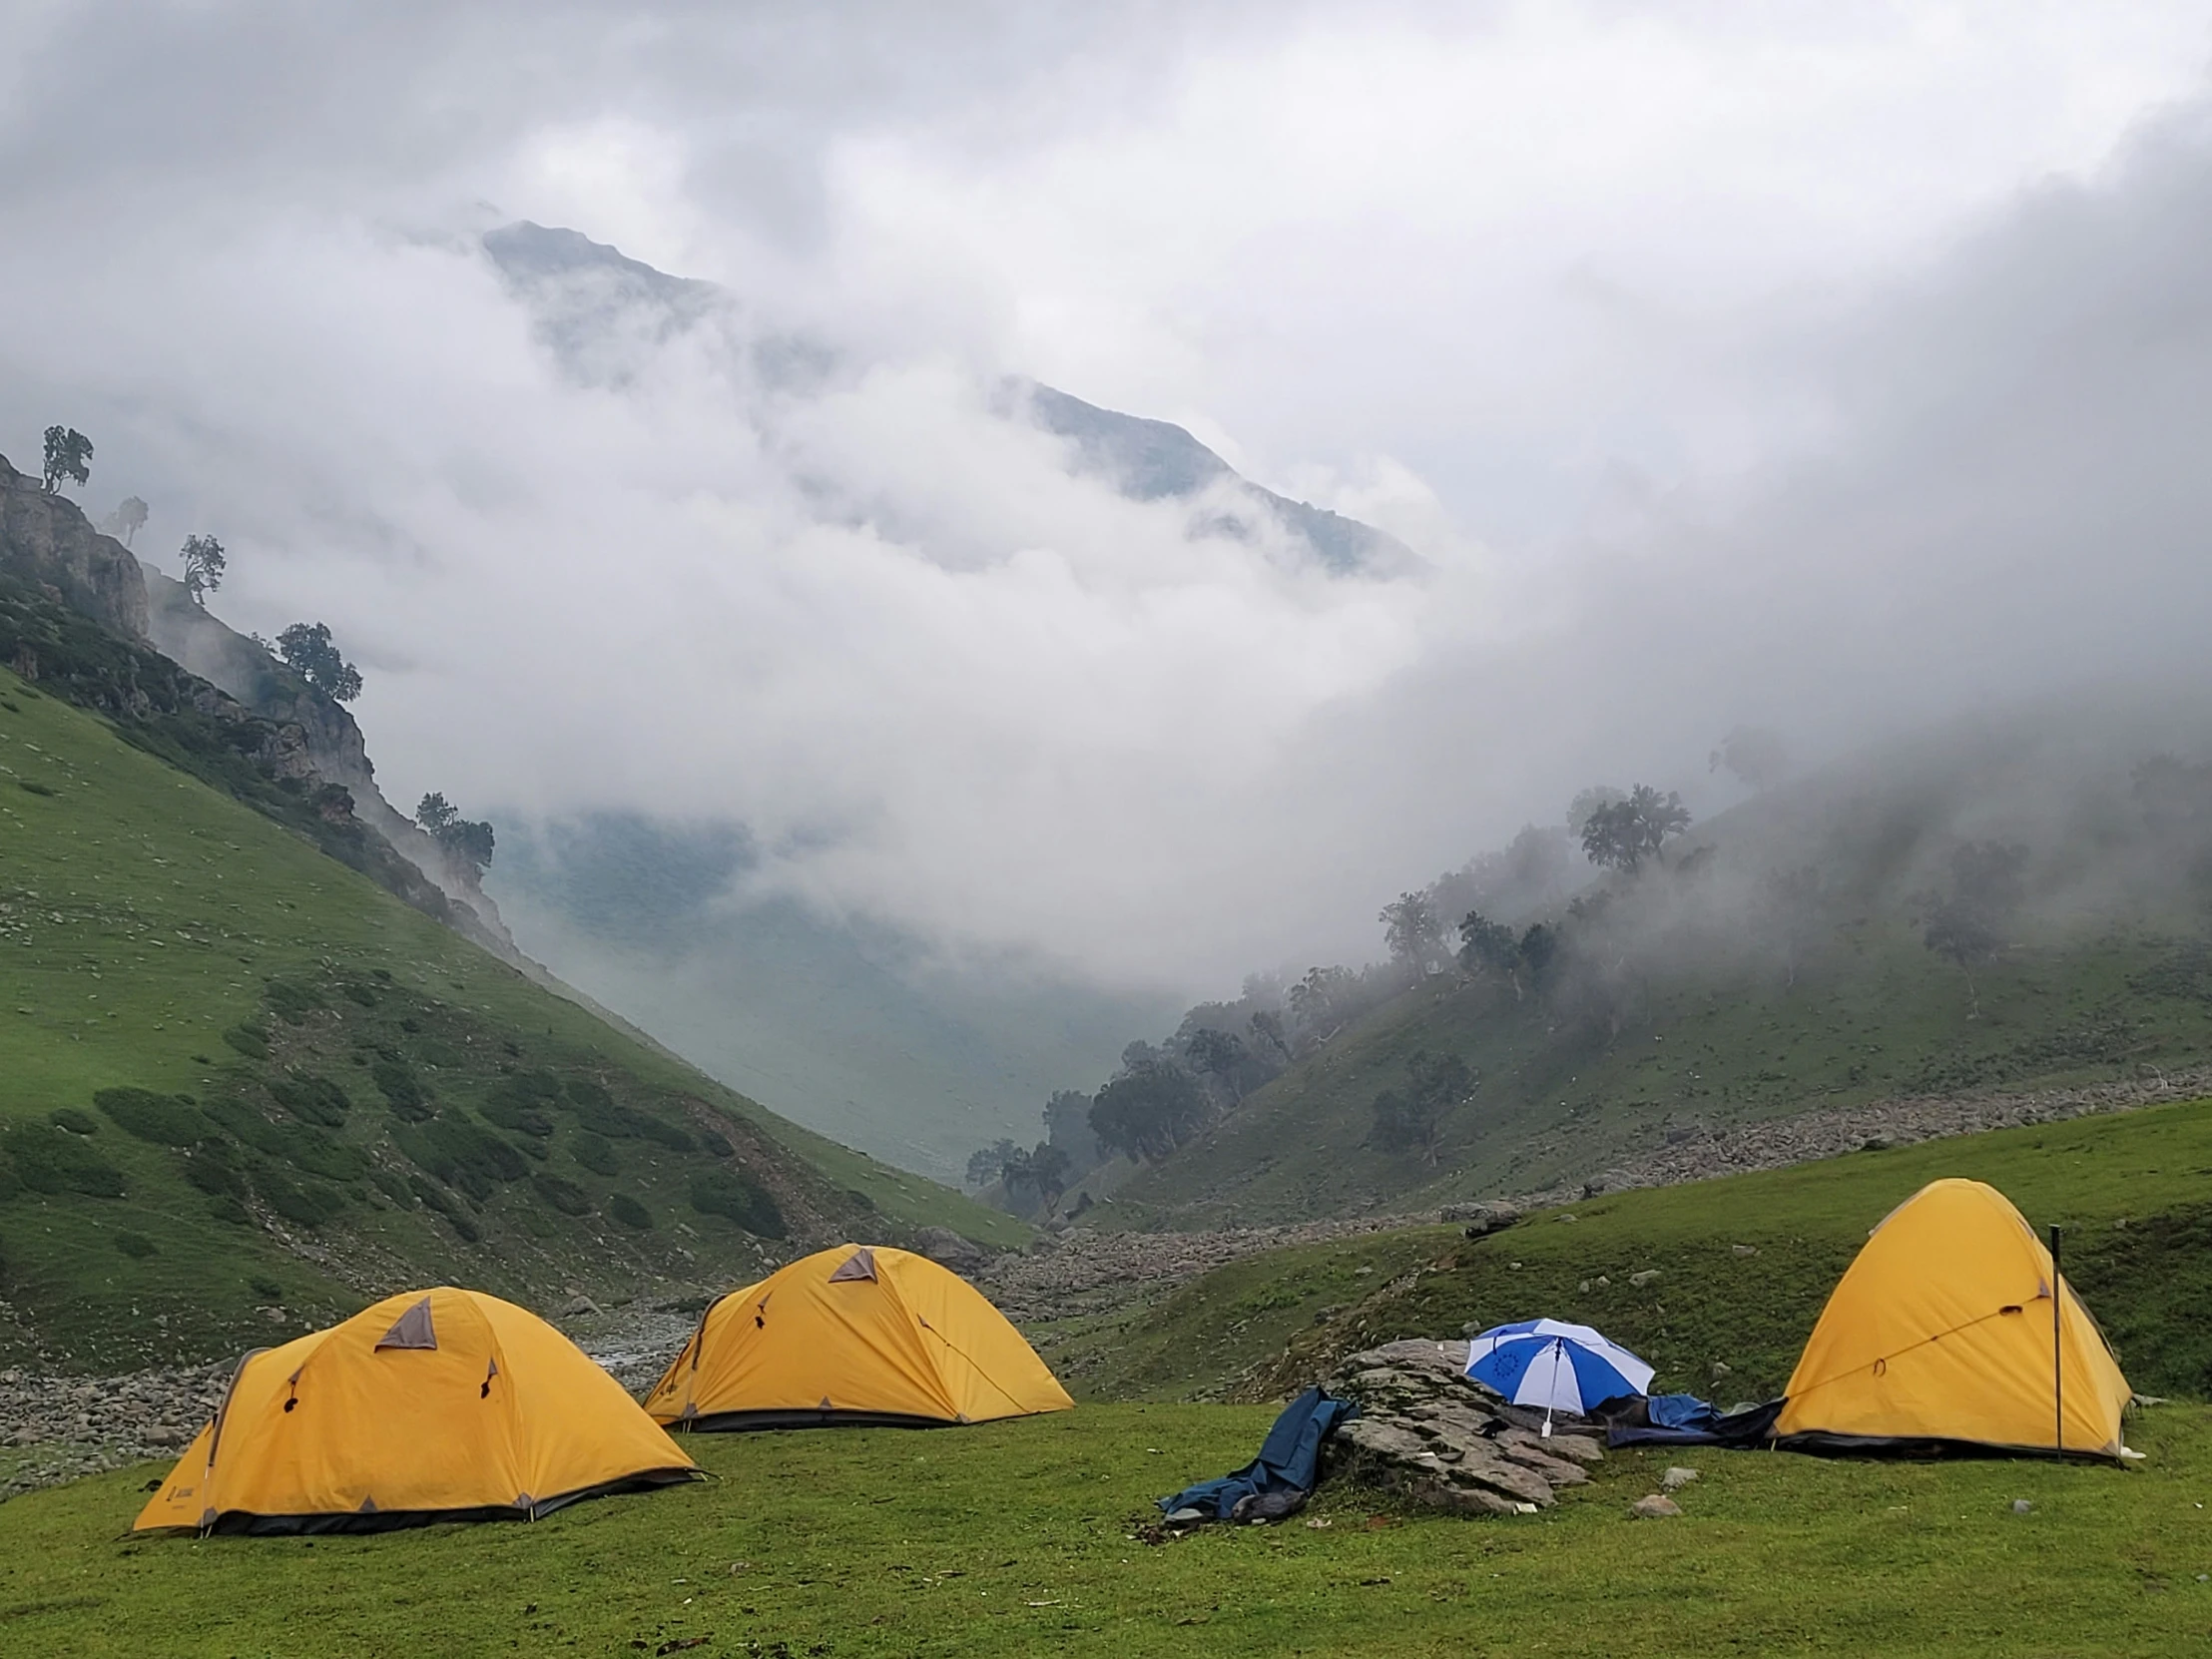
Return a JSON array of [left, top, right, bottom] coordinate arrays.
[[1464, 1320, 1654, 1430]]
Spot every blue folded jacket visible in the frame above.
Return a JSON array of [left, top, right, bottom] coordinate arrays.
[[1158, 1386, 1358, 1522]]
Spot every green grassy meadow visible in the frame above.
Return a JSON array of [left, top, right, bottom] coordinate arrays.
[[0, 662, 1021, 1367], [3, 1403, 2209, 1657], [6, 1032, 2212, 1654]]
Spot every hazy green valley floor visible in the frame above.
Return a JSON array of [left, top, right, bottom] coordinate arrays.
[[4, 1403, 2208, 1657]]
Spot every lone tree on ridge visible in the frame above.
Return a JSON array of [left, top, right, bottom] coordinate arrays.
[[276, 621, 363, 703], [180, 534, 227, 606], [42, 425, 92, 493], [103, 496, 149, 547], [1580, 784, 1692, 874]]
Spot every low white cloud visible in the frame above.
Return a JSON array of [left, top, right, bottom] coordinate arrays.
[[4, 1, 2212, 1008]]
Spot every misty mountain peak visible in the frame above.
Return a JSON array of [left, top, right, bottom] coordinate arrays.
[[477, 223, 1410, 574], [482, 221, 719, 308]]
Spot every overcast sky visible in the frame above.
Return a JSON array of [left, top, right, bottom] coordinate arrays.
[[5, 2, 2212, 994]]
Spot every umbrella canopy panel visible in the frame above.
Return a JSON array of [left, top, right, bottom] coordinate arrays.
[[1465, 1319, 1655, 1415]]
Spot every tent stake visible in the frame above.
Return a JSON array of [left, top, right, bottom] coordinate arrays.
[[2050, 1224, 2064, 1456]]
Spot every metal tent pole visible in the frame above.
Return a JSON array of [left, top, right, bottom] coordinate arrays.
[[2050, 1224, 2064, 1456]]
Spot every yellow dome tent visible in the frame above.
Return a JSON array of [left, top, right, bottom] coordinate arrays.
[[136, 1287, 698, 1535], [1775, 1179, 2132, 1458], [644, 1244, 1073, 1430]]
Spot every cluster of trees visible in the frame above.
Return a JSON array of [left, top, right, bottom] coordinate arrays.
[[962, 1090, 1097, 1221], [963, 1140, 1073, 1217], [1369, 1050, 1473, 1164], [415, 792, 496, 872]]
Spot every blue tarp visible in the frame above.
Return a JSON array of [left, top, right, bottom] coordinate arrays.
[[1158, 1386, 1357, 1522], [1603, 1393, 1783, 1448]]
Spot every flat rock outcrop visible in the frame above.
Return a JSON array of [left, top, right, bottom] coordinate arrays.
[[1323, 1339, 1601, 1515]]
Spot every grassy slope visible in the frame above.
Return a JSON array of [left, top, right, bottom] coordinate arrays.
[[1112, 903, 2212, 1232], [0, 664, 1021, 1367], [1073, 1094, 2212, 1407], [2, 1404, 2209, 1656]]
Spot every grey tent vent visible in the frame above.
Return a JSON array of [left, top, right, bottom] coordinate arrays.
[[358, 1495, 379, 1514], [829, 1248, 878, 1283], [374, 1296, 438, 1352]]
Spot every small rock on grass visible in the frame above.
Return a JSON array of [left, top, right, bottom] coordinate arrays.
[[2011, 1499, 2033, 1514], [1660, 1466, 1699, 1491], [1630, 1494, 1682, 1519]]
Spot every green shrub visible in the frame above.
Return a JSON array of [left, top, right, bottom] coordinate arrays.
[[607, 1193, 654, 1232], [200, 1096, 289, 1157], [339, 981, 379, 1007], [207, 1196, 252, 1227], [699, 1130, 734, 1159], [369, 1058, 432, 1121], [0, 1125, 126, 1198], [688, 1168, 786, 1238], [481, 1097, 555, 1138], [264, 978, 327, 1025], [266, 1071, 350, 1128], [250, 1276, 284, 1300], [180, 1146, 248, 1199], [249, 1165, 347, 1228], [271, 1123, 368, 1183], [571, 1132, 620, 1177], [49, 1106, 98, 1136], [93, 1087, 212, 1146], [530, 1175, 593, 1217], [632, 1115, 697, 1153], [569, 1092, 635, 1139], [222, 1023, 271, 1060], [18, 778, 56, 798], [490, 1070, 564, 1108], [393, 1116, 527, 1198], [368, 1168, 416, 1209], [566, 1078, 614, 1113], [114, 1231, 157, 1259]]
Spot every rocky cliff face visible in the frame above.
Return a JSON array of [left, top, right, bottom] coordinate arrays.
[[139, 570, 519, 954], [0, 454, 148, 638]]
